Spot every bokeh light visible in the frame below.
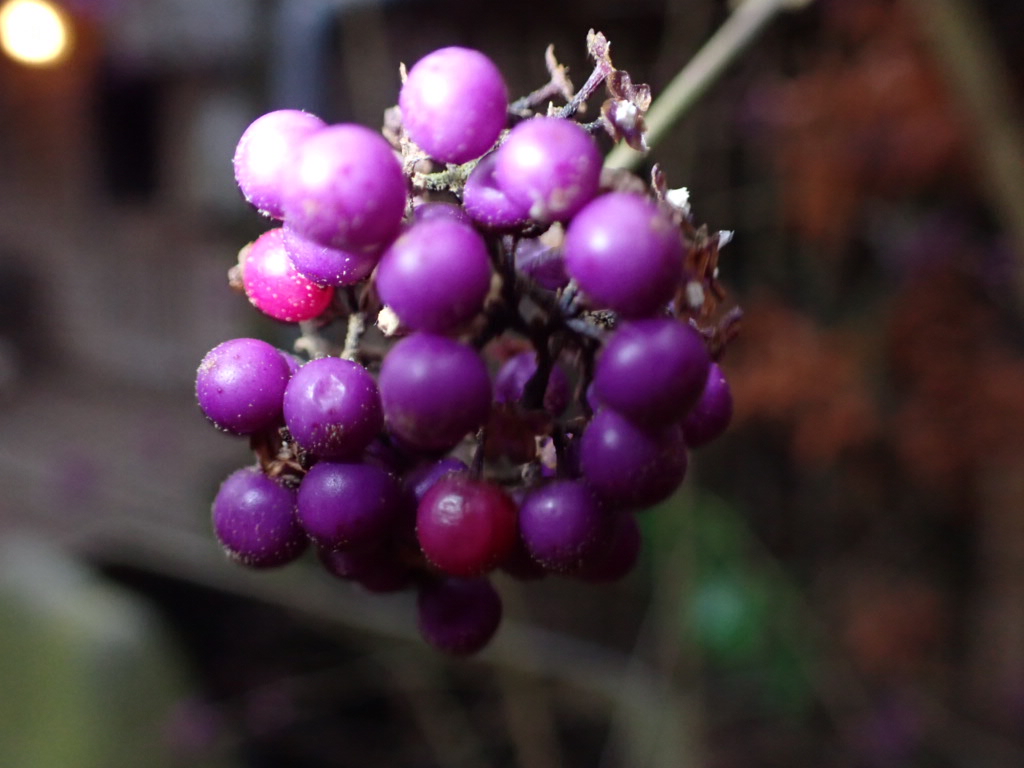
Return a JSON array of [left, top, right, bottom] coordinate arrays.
[[0, 0, 72, 66]]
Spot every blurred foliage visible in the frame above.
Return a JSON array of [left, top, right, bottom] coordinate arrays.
[[0, 537, 236, 768]]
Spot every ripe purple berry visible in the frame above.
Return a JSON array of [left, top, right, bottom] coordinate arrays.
[[494, 116, 602, 223], [212, 467, 308, 568], [399, 46, 509, 164], [282, 357, 383, 460], [196, 338, 291, 435]]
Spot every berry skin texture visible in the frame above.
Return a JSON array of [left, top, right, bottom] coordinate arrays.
[[462, 151, 531, 231], [297, 461, 404, 550], [400, 47, 509, 165], [212, 467, 308, 568], [494, 116, 602, 223], [241, 228, 335, 322], [233, 109, 326, 219], [196, 338, 292, 435], [580, 409, 689, 510], [593, 318, 711, 426], [282, 356, 383, 460], [378, 333, 492, 452], [281, 123, 407, 253], [375, 218, 492, 334], [417, 474, 519, 577], [282, 224, 381, 287], [417, 576, 503, 656], [563, 192, 684, 317], [518, 480, 609, 573]]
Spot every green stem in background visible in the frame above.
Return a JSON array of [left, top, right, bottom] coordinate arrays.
[[604, 0, 815, 171], [904, 0, 1024, 310]]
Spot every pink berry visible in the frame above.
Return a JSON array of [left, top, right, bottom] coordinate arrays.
[[241, 228, 334, 322]]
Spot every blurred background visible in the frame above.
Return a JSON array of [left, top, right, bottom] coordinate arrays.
[[2, 0, 1024, 765]]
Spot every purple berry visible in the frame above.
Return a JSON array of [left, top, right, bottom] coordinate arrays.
[[212, 467, 308, 568], [379, 333, 491, 452], [493, 351, 571, 415], [233, 109, 326, 219], [196, 338, 291, 435], [579, 409, 688, 510], [462, 151, 530, 231], [281, 123, 407, 252], [417, 576, 502, 656], [241, 228, 335, 322], [417, 474, 518, 577], [682, 362, 733, 447], [282, 356, 383, 459], [375, 219, 492, 333], [563, 192, 684, 317], [518, 480, 609, 572], [282, 224, 381, 287], [297, 461, 404, 550], [593, 318, 710, 425], [494, 116, 601, 223], [399, 47, 508, 164]]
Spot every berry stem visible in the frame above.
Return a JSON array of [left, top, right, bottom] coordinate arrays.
[[509, 44, 574, 117], [411, 159, 478, 195], [470, 427, 487, 480], [341, 312, 366, 362], [295, 320, 333, 359], [604, 0, 815, 170], [522, 338, 553, 411], [554, 30, 615, 120]]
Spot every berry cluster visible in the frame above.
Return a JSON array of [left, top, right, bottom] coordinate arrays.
[[197, 33, 737, 656]]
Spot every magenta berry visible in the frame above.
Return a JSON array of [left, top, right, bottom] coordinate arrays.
[[494, 351, 571, 415], [462, 151, 531, 231], [564, 192, 684, 317], [241, 228, 335, 322], [282, 224, 381, 287], [233, 109, 326, 219], [399, 46, 508, 164], [281, 123, 407, 252], [375, 218, 492, 334], [494, 116, 602, 223]]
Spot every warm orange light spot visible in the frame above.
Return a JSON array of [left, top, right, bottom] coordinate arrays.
[[0, 0, 72, 67]]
